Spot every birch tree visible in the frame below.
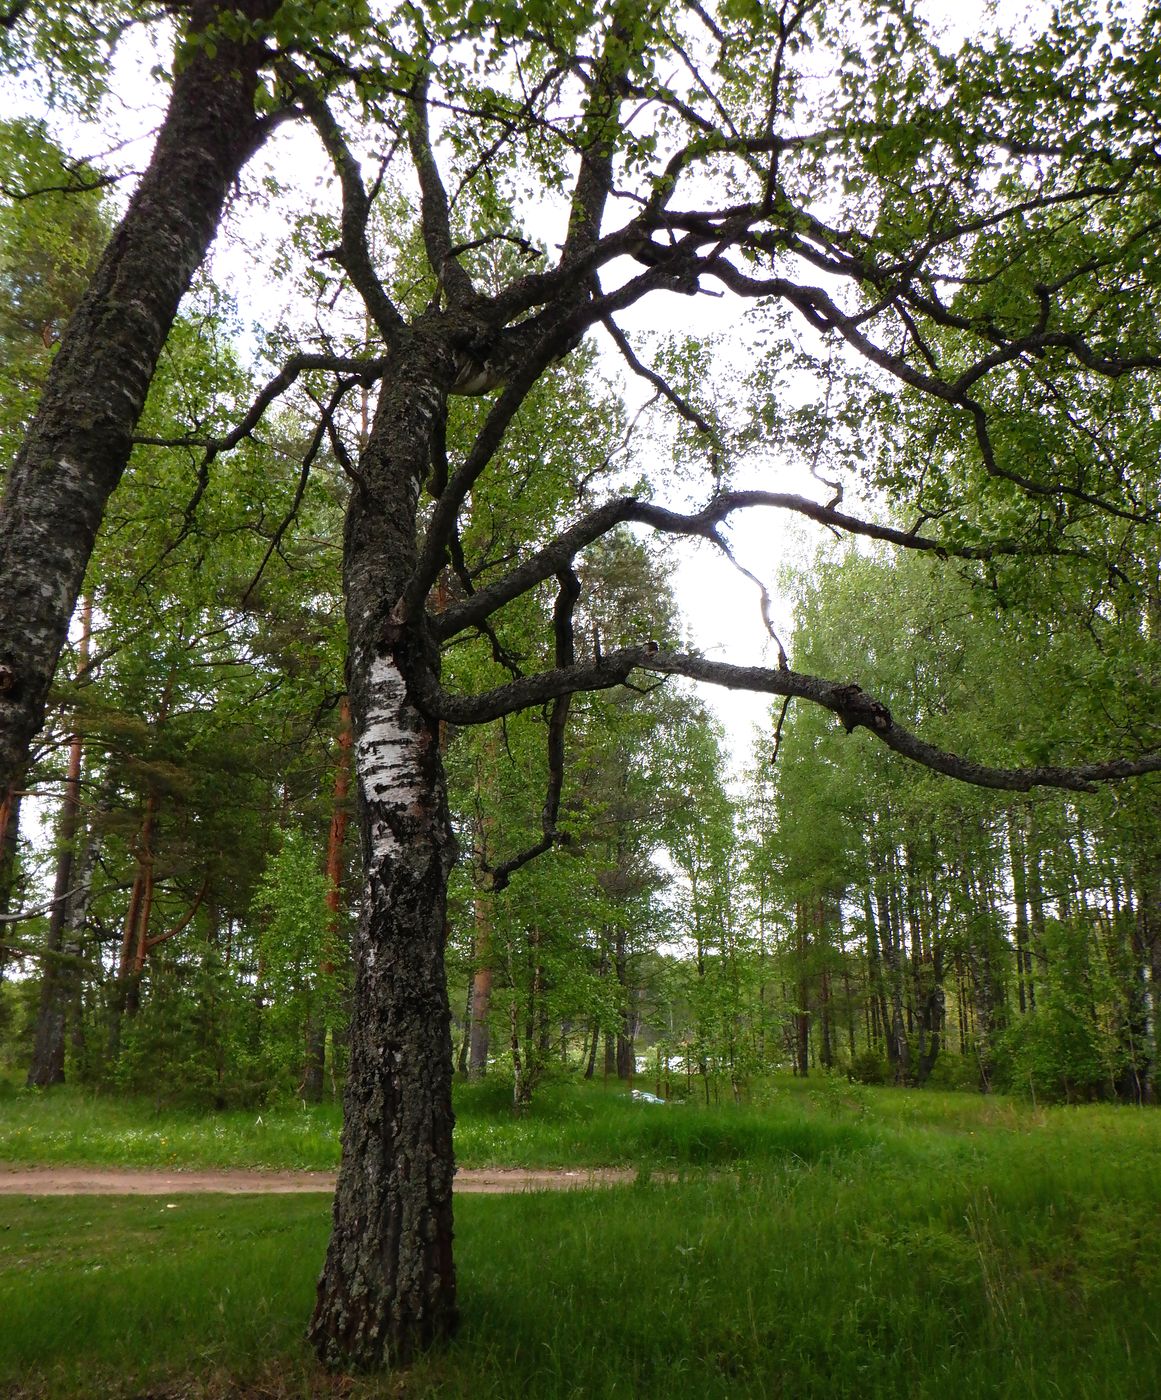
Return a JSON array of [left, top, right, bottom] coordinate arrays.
[[7, 0, 1161, 1376], [296, 3, 1161, 1365]]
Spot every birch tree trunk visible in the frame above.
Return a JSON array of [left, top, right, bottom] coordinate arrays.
[[310, 334, 459, 1369], [0, 0, 280, 797]]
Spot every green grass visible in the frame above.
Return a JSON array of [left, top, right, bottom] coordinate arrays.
[[1, 1077, 1160, 1397], [0, 1079, 345, 1170], [2, 1105, 1160, 1399], [0, 1074, 901, 1172]]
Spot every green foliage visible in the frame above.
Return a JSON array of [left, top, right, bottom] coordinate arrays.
[[0, 2, 142, 110], [0, 978, 38, 1073], [251, 827, 338, 1095], [992, 915, 1128, 1103], [111, 948, 255, 1109], [0, 118, 110, 468], [847, 1048, 889, 1086]]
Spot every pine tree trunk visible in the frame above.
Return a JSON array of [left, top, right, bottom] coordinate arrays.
[[27, 597, 91, 1087], [466, 895, 493, 1079], [0, 0, 280, 799], [310, 339, 459, 1370]]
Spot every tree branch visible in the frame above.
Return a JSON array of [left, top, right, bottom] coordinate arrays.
[[432, 489, 1085, 641], [288, 67, 405, 338], [407, 62, 478, 307], [144, 878, 209, 951], [485, 569, 580, 891], [411, 648, 1161, 794], [600, 314, 716, 441], [240, 377, 355, 606]]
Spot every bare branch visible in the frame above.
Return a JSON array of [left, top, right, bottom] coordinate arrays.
[[411, 648, 1161, 794], [706, 257, 1159, 523], [0, 172, 124, 200], [240, 377, 355, 606], [287, 67, 405, 338], [433, 489, 1086, 641], [486, 569, 580, 891], [600, 314, 716, 442], [144, 877, 208, 951], [706, 526, 789, 668], [407, 62, 478, 307], [137, 353, 383, 578], [559, 9, 636, 267]]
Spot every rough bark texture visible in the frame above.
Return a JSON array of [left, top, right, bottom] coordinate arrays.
[[310, 332, 459, 1370], [0, 0, 280, 796]]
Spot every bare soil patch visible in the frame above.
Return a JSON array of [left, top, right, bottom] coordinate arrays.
[[0, 1164, 639, 1195]]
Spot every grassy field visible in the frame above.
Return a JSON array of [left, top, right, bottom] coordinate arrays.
[[0, 1074, 891, 1171], [2, 1078, 1160, 1397]]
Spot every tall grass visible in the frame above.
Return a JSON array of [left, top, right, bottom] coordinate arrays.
[[2, 1080, 1159, 1398], [0, 1079, 344, 1170], [0, 1074, 930, 1171]]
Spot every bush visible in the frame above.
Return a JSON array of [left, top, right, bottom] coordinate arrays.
[[993, 1002, 1118, 1104], [924, 1051, 981, 1092], [847, 1049, 889, 1085]]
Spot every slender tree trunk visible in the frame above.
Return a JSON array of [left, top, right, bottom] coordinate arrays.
[[0, 782, 22, 978], [466, 727, 497, 1078], [1123, 856, 1159, 1103], [302, 1019, 328, 1104], [863, 891, 888, 1056], [304, 696, 353, 1103], [816, 901, 833, 1071], [1027, 814, 1047, 1001], [604, 1028, 617, 1078], [583, 1018, 600, 1079], [27, 597, 91, 1086], [1010, 813, 1033, 1013], [109, 788, 160, 1036], [466, 900, 493, 1078], [876, 882, 910, 1082], [614, 925, 634, 1080], [455, 981, 471, 1075], [0, 0, 282, 798], [310, 338, 459, 1370]]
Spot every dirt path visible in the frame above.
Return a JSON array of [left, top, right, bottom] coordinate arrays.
[[0, 1165, 640, 1196]]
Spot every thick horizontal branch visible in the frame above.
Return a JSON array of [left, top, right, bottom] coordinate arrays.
[[432, 490, 1069, 641], [412, 648, 1161, 794]]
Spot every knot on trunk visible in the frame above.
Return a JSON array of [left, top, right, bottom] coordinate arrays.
[[829, 683, 892, 735], [0, 664, 16, 696]]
